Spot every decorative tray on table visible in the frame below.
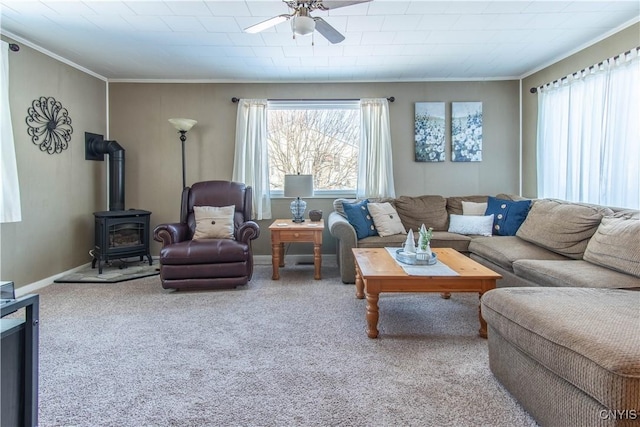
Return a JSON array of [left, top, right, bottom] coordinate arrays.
[[395, 249, 438, 266]]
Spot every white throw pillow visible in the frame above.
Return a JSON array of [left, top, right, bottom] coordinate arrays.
[[462, 201, 488, 216], [367, 202, 406, 237], [193, 205, 235, 240], [448, 214, 494, 236]]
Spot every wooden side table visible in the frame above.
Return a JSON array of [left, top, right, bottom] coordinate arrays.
[[269, 219, 324, 280]]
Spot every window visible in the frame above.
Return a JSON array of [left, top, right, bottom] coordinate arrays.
[[536, 49, 639, 209], [267, 100, 360, 196], [232, 97, 394, 220]]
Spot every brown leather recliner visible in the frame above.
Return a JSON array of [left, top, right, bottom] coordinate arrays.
[[153, 181, 260, 290]]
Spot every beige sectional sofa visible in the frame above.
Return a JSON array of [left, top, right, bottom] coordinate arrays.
[[328, 194, 513, 283], [329, 194, 640, 426], [328, 194, 639, 288]]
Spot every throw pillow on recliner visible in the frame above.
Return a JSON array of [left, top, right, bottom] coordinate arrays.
[[193, 205, 235, 240], [342, 199, 377, 240]]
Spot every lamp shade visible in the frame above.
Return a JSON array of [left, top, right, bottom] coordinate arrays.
[[168, 118, 197, 132], [291, 15, 315, 36], [284, 174, 313, 198]]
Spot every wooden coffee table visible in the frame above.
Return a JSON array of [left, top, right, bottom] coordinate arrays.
[[352, 247, 501, 338]]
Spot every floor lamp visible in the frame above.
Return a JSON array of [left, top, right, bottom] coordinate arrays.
[[168, 118, 197, 189]]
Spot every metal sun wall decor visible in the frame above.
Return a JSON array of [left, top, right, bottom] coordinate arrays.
[[25, 96, 73, 155], [451, 102, 482, 162], [414, 102, 446, 162]]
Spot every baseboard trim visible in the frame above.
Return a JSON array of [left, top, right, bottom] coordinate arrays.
[[253, 254, 334, 265], [16, 256, 162, 297], [16, 262, 92, 297]]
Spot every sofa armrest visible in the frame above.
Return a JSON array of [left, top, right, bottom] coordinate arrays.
[[237, 221, 261, 243], [153, 223, 189, 247], [329, 211, 357, 247], [328, 211, 358, 283]]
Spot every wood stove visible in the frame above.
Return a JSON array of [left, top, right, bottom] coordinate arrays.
[[85, 133, 153, 274], [92, 209, 152, 274]]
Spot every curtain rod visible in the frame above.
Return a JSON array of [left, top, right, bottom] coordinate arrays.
[[231, 97, 395, 103], [530, 46, 639, 93]]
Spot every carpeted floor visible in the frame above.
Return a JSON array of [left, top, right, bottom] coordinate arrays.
[[35, 262, 538, 426], [54, 259, 159, 283]]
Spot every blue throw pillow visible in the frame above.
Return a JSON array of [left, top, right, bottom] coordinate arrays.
[[485, 197, 532, 236], [342, 199, 377, 239]]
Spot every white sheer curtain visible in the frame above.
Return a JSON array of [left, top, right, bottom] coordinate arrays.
[[537, 49, 640, 208], [0, 41, 21, 223], [232, 99, 271, 220], [357, 98, 395, 198]]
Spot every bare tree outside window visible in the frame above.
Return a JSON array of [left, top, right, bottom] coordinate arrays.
[[267, 106, 359, 192]]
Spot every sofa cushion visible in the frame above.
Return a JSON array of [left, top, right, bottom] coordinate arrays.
[[485, 196, 531, 236], [462, 201, 488, 216], [516, 199, 614, 259], [367, 202, 406, 237], [342, 199, 377, 240], [160, 239, 249, 264], [469, 236, 569, 272], [513, 259, 640, 289], [358, 231, 473, 253], [395, 195, 448, 232], [583, 214, 640, 278], [358, 233, 407, 248], [446, 195, 488, 216], [481, 287, 640, 412], [448, 214, 493, 236]]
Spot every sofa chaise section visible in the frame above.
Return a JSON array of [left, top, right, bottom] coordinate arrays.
[[481, 287, 640, 427]]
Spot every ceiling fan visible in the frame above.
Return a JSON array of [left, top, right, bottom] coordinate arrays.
[[244, 0, 372, 44]]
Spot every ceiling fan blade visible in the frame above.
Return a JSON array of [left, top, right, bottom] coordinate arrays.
[[313, 17, 345, 44], [316, 0, 372, 11], [244, 14, 290, 34]]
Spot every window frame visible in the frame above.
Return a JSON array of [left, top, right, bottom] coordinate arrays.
[[266, 99, 360, 199]]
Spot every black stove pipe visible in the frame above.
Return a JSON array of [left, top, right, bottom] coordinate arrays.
[[86, 136, 125, 211]]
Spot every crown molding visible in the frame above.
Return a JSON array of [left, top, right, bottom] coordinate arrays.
[[0, 29, 108, 82], [520, 17, 640, 80]]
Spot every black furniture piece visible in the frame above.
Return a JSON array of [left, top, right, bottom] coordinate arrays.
[[1, 293, 39, 427], [92, 209, 153, 273], [153, 181, 260, 290]]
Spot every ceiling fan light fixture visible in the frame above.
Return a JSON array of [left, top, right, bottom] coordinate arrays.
[[291, 15, 315, 36]]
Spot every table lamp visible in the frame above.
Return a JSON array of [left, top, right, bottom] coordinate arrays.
[[284, 174, 313, 223]]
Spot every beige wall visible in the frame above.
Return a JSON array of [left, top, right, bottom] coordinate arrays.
[[4, 22, 633, 287], [0, 37, 107, 289], [521, 22, 640, 197], [109, 80, 520, 257]]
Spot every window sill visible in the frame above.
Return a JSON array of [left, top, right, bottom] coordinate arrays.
[[270, 191, 356, 200]]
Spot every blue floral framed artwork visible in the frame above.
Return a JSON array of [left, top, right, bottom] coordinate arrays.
[[451, 102, 482, 162], [414, 102, 445, 162]]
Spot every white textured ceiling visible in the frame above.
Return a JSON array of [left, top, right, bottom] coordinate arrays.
[[1, 1, 638, 82]]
